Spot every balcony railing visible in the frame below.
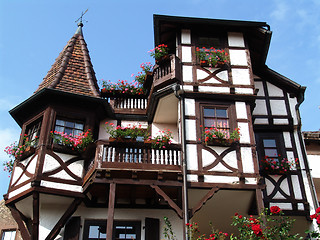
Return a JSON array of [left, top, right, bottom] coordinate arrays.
[[153, 54, 182, 90], [84, 141, 182, 183]]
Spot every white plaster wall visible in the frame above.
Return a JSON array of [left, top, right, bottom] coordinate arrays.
[[238, 122, 250, 144], [181, 29, 191, 44], [270, 202, 292, 210], [270, 100, 287, 115], [182, 85, 193, 92], [185, 119, 197, 141], [292, 175, 303, 199], [40, 180, 82, 192], [216, 70, 228, 81], [204, 175, 239, 183], [184, 98, 195, 116], [152, 123, 178, 144], [235, 101, 247, 119], [235, 88, 253, 95], [283, 132, 292, 148], [254, 118, 269, 125], [288, 94, 298, 126], [73, 205, 183, 240], [273, 119, 289, 125], [39, 203, 72, 240], [241, 147, 254, 173], [187, 174, 198, 182], [229, 49, 247, 66], [228, 32, 245, 47], [202, 149, 236, 172], [181, 46, 192, 62], [308, 155, 320, 178], [198, 86, 230, 94], [186, 144, 198, 170], [231, 69, 251, 85], [8, 182, 32, 199], [254, 81, 265, 96], [253, 100, 267, 115], [267, 82, 284, 97], [183, 65, 193, 82], [11, 155, 36, 186]]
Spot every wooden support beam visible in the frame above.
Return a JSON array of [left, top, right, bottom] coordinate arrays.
[[106, 183, 116, 240], [32, 192, 39, 240], [8, 204, 31, 240], [150, 185, 183, 219], [255, 188, 264, 214], [45, 198, 82, 240], [190, 187, 219, 219]]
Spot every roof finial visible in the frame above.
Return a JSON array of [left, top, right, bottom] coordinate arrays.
[[75, 9, 88, 34]]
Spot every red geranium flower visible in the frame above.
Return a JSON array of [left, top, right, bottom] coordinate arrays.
[[270, 206, 281, 214]]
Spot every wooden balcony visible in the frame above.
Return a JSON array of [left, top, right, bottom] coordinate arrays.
[[83, 140, 182, 185], [153, 54, 182, 91]]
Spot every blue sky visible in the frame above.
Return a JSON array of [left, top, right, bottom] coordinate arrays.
[[0, 0, 319, 196]]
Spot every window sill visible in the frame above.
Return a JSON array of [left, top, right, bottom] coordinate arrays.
[[52, 143, 95, 159], [17, 146, 36, 161], [204, 139, 238, 147]]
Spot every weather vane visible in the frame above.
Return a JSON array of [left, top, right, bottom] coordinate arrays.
[[75, 9, 89, 24]]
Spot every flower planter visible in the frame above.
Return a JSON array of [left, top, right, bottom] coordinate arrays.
[[16, 146, 36, 160], [155, 54, 170, 65], [260, 169, 291, 176], [205, 138, 238, 147], [144, 139, 156, 144], [109, 137, 136, 143]]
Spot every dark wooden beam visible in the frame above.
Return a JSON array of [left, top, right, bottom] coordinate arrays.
[[189, 187, 219, 218], [45, 198, 82, 240], [8, 204, 31, 240], [150, 185, 183, 219], [32, 192, 39, 240], [106, 183, 116, 240]]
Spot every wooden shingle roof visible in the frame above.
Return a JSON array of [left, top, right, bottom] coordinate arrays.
[[35, 23, 100, 97]]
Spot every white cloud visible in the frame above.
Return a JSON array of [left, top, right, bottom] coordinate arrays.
[[270, 2, 289, 21]]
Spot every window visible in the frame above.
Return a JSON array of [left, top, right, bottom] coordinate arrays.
[[255, 132, 285, 170], [83, 220, 141, 240], [203, 107, 230, 137], [54, 118, 84, 137], [198, 37, 222, 49], [1, 230, 16, 240], [25, 118, 42, 147]]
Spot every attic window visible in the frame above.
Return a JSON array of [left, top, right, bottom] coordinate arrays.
[[54, 118, 84, 137], [1, 230, 16, 240], [25, 118, 42, 147], [198, 37, 222, 49]]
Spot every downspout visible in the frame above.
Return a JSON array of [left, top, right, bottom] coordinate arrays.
[[296, 87, 319, 211], [173, 84, 189, 240]]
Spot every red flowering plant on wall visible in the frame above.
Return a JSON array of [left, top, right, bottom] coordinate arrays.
[[131, 62, 154, 85], [105, 122, 149, 140], [261, 155, 299, 174], [3, 134, 38, 174], [149, 44, 169, 61], [149, 129, 173, 149], [306, 206, 320, 238], [101, 79, 145, 96], [50, 130, 94, 152], [201, 126, 240, 146], [196, 47, 229, 68], [231, 207, 301, 240]]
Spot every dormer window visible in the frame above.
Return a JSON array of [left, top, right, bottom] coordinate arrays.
[[25, 118, 42, 147], [54, 118, 84, 137]]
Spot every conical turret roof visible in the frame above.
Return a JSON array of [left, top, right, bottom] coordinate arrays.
[[35, 22, 100, 97]]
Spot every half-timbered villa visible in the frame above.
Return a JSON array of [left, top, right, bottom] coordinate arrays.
[[4, 15, 319, 240]]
